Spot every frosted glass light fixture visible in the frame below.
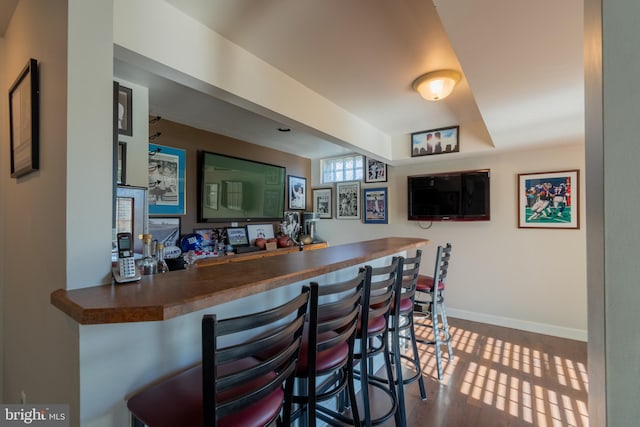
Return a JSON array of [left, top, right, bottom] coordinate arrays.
[[412, 70, 461, 101]]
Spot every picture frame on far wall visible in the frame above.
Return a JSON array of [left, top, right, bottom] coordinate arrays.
[[117, 142, 127, 184], [517, 169, 579, 229], [148, 143, 186, 215], [148, 217, 181, 246], [411, 125, 459, 157], [288, 175, 307, 210], [312, 187, 333, 219], [336, 181, 361, 220], [9, 58, 39, 178], [117, 84, 133, 136], [365, 157, 387, 183], [363, 187, 388, 224]]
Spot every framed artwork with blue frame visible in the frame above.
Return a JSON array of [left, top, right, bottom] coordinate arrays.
[[148, 143, 186, 215], [363, 187, 388, 224]]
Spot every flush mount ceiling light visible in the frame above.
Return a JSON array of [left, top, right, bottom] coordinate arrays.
[[412, 70, 461, 101]]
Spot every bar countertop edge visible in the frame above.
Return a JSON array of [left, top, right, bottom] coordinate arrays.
[[50, 237, 429, 325]]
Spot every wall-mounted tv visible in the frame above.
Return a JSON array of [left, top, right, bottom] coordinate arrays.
[[198, 151, 286, 223], [408, 169, 490, 221]]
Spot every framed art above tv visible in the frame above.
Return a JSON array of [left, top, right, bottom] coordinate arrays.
[[198, 151, 286, 222]]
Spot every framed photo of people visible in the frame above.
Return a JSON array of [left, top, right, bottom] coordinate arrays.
[[312, 187, 333, 219], [411, 125, 459, 157], [517, 169, 579, 229], [336, 181, 361, 220], [148, 143, 186, 215], [363, 187, 388, 224], [365, 157, 387, 183]]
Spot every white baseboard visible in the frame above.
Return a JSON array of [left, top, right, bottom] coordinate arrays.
[[446, 308, 588, 342]]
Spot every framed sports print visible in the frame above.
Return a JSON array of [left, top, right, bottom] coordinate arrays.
[[363, 187, 388, 224], [288, 175, 307, 210], [148, 144, 186, 215], [336, 181, 360, 220], [365, 157, 387, 183], [518, 169, 579, 229], [312, 187, 333, 219]]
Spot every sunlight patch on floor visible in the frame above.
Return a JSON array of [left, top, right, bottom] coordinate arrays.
[[413, 322, 589, 426]]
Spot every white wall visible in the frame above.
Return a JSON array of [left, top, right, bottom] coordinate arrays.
[[0, 33, 6, 404], [315, 143, 587, 340], [1, 0, 79, 420]]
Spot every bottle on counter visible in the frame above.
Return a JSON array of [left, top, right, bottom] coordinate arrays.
[[138, 233, 158, 275], [156, 242, 170, 273]]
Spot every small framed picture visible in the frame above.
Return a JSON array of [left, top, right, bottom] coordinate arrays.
[[363, 187, 388, 224], [411, 125, 459, 157], [117, 84, 133, 136], [117, 142, 127, 184], [288, 175, 307, 210], [365, 157, 387, 183], [518, 169, 579, 229], [246, 224, 275, 244], [312, 187, 333, 219], [9, 58, 39, 178], [148, 217, 181, 246], [336, 181, 361, 220]]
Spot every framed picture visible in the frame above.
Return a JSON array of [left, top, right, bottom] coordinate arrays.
[[9, 58, 39, 178], [148, 143, 186, 215], [117, 84, 133, 136], [518, 169, 579, 229], [411, 125, 459, 157], [336, 181, 361, 220], [148, 217, 181, 247], [288, 175, 307, 210], [365, 157, 387, 183], [246, 224, 275, 244], [363, 187, 388, 224], [117, 142, 127, 184], [312, 187, 333, 219]]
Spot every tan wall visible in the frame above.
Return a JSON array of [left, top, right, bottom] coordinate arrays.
[[148, 118, 311, 236]]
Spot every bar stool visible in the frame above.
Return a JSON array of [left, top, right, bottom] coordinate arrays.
[[388, 250, 427, 408], [291, 268, 366, 427], [415, 243, 454, 380], [354, 258, 403, 426], [126, 288, 310, 427]]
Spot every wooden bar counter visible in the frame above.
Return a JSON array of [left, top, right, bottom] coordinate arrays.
[[51, 237, 428, 325]]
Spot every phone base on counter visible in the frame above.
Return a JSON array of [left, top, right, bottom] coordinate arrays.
[[112, 266, 142, 283]]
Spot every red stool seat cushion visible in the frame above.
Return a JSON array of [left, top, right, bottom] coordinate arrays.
[[297, 323, 348, 375], [417, 275, 444, 291], [127, 358, 284, 427]]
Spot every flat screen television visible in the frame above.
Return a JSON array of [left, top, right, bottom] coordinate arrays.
[[408, 169, 490, 221], [198, 151, 286, 222]]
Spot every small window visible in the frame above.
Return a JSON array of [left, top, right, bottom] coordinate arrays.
[[321, 155, 364, 184]]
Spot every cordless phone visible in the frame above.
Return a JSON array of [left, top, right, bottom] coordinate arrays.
[[112, 232, 141, 283]]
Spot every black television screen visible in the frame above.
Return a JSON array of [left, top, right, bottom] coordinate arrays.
[[198, 151, 286, 222], [408, 169, 490, 221]]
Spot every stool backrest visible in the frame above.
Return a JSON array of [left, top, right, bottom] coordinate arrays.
[[202, 287, 310, 426], [432, 243, 452, 290], [393, 250, 422, 317], [361, 257, 400, 336]]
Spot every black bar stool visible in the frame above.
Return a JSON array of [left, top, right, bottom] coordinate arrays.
[[415, 243, 454, 380], [126, 288, 310, 427], [291, 268, 366, 427], [389, 250, 427, 407], [354, 258, 403, 426]]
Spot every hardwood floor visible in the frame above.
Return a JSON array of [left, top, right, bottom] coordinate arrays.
[[370, 317, 588, 427]]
